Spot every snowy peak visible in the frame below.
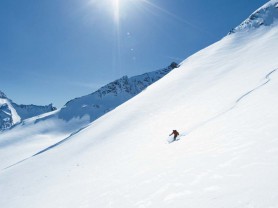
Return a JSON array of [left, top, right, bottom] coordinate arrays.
[[95, 75, 131, 98], [229, 0, 278, 34], [13, 103, 56, 120], [0, 90, 7, 98], [129, 62, 179, 95], [96, 62, 178, 98], [58, 62, 179, 121], [0, 90, 56, 130]]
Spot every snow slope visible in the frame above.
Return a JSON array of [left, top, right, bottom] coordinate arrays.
[[1, 2, 278, 208]]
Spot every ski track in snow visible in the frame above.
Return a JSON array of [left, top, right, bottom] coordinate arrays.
[[2, 68, 278, 171], [185, 68, 278, 136]]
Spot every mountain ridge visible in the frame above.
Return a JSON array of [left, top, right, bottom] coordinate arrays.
[[0, 92, 56, 130], [229, 0, 278, 34], [58, 62, 179, 121], [0, 90, 7, 99]]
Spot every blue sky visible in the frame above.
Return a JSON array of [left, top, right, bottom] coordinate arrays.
[[0, 0, 268, 107]]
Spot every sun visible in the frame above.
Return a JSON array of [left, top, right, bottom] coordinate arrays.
[[110, 0, 135, 24], [86, 0, 123, 24], [111, 0, 120, 24], [87, 0, 140, 25]]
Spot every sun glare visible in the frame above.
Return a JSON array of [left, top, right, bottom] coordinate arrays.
[[87, 0, 139, 25], [111, 0, 120, 24]]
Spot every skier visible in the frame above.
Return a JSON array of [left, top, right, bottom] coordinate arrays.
[[169, 130, 179, 141]]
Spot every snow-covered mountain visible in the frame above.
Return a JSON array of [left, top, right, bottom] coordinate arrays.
[[229, 0, 278, 34], [0, 90, 56, 130], [0, 62, 177, 132], [1, 1, 278, 208], [0, 62, 178, 170], [59, 62, 178, 121]]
